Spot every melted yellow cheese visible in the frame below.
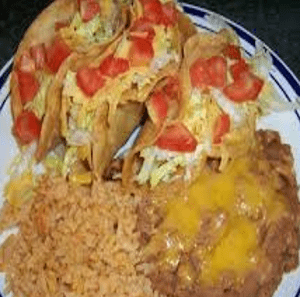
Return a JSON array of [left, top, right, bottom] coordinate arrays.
[[4, 173, 34, 207], [149, 155, 288, 283], [201, 217, 257, 283]]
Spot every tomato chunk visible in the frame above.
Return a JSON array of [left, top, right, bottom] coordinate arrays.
[[130, 17, 156, 41], [190, 58, 211, 88], [147, 90, 168, 124], [190, 56, 227, 88], [161, 2, 179, 27], [128, 37, 154, 67], [213, 113, 230, 144], [141, 0, 163, 24], [223, 72, 264, 102], [162, 76, 180, 101], [18, 52, 35, 73], [76, 66, 106, 97], [16, 70, 40, 104], [206, 56, 227, 88], [14, 110, 41, 145], [155, 122, 197, 152], [30, 43, 46, 70], [46, 37, 72, 73], [222, 44, 241, 60], [79, 0, 100, 22], [98, 55, 130, 78], [230, 58, 250, 81]]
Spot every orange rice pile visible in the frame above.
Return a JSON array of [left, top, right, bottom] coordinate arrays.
[[0, 177, 162, 297]]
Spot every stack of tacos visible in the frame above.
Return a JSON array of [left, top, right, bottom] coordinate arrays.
[[121, 27, 291, 188], [9, 0, 197, 189], [10, 0, 297, 192]]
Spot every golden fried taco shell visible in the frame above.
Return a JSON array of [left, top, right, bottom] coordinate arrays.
[[11, 0, 132, 160], [10, 0, 77, 120]]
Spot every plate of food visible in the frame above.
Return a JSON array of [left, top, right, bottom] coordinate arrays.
[[0, 0, 300, 296]]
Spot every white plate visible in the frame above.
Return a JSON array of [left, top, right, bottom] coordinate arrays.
[[0, 3, 300, 297]]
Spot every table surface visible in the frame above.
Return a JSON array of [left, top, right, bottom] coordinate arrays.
[[0, 0, 300, 79]]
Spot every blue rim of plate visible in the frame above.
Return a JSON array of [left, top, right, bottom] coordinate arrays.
[[0, 3, 300, 297]]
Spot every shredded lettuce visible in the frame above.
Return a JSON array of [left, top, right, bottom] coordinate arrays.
[[151, 26, 178, 72], [150, 52, 179, 73], [211, 88, 249, 127], [63, 71, 97, 141], [204, 12, 230, 32], [7, 142, 37, 179], [153, 25, 173, 56], [4, 142, 46, 207], [150, 155, 186, 187], [137, 145, 207, 187], [258, 81, 300, 115], [25, 74, 52, 119], [183, 88, 220, 143], [249, 41, 273, 79], [63, 13, 113, 44], [136, 147, 156, 184], [63, 72, 88, 105]]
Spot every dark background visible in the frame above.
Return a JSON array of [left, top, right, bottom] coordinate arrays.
[[0, 0, 300, 79]]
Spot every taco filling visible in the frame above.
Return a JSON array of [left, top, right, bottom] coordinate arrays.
[[133, 29, 300, 188], [58, 0, 124, 50]]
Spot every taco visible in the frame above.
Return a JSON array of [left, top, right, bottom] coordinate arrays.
[[56, 0, 197, 182], [58, 0, 131, 54], [120, 28, 289, 187], [10, 0, 131, 162]]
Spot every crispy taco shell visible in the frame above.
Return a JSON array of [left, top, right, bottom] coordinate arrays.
[[11, 0, 132, 160], [120, 29, 241, 186], [92, 101, 145, 177], [10, 0, 77, 120], [59, 1, 132, 55]]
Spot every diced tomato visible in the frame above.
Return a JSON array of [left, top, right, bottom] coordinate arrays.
[[130, 17, 150, 30], [213, 113, 230, 144], [45, 37, 72, 73], [230, 58, 250, 80], [128, 37, 154, 67], [113, 58, 129, 75], [14, 110, 41, 145], [18, 52, 35, 73], [76, 66, 106, 97], [161, 2, 179, 27], [223, 71, 264, 102], [222, 44, 241, 60], [79, 0, 100, 22], [190, 56, 226, 88], [148, 90, 169, 124], [130, 17, 156, 41], [206, 56, 227, 88], [141, 0, 163, 24], [55, 20, 70, 31], [98, 55, 114, 76], [30, 43, 46, 70], [16, 70, 40, 104], [162, 76, 180, 101], [190, 58, 211, 88], [98, 54, 130, 78], [155, 122, 197, 152]]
